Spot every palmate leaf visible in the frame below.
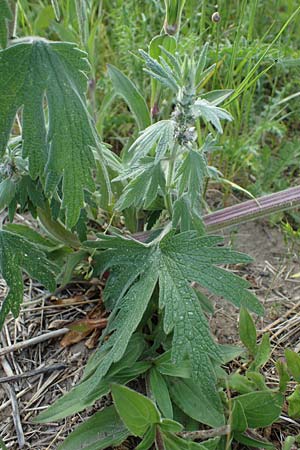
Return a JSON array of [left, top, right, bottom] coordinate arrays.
[[192, 99, 233, 134], [85, 231, 262, 399], [0, 38, 98, 228], [175, 150, 208, 206], [114, 158, 166, 210], [0, 0, 12, 49], [0, 230, 59, 329], [127, 120, 176, 164]]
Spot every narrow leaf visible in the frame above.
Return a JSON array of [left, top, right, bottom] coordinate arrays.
[[57, 406, 129, 450], [108, 64, 150, 130], [285, 349, 300, 382], [150, 367, 173, 418], [239, 307, 257, 356]]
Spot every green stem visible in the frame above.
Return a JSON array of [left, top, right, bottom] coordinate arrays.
[[165, 143, 179, 216]]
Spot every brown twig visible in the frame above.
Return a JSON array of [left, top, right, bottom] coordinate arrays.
[[1, 356, 25, 448], [178, 425, 230, 441], [0, 328, 69, 357], [0, 363, 67, 384]]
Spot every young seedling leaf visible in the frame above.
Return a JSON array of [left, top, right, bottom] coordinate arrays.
[[228, 373, 256, 394], [162, 431, 207, 450], [135, 425, 156, 450], [231, 399, 248, 432], [0, 39, 99, 228], [232, 391, 284, 428], [111, 384, 161, 437], [149, 367, 173, 418], [239, 307, 257, 356], [115, 159, 166, 211], [160, 418, 183, 433], [107, 64, 151, 130], [276, 359, 290, 393], [0, 230, 59, 329], [285, 349, 300, 382], [287, 385, 300, 418], [0, 0, 12, 49], [56, 405, 129, 450], [250, 332, 271, 370]]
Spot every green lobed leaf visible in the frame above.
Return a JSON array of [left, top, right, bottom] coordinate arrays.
[[0, 0, 12, 49], [108, 64, 151, 130], [140, 49, 180, 93], [84, 230, 262, 393], [0, 178, 16, 210], [126, 119, 175, 165], [111, 384, 161, 437], [192, 99, 233, 133], [0, 230, 59, 329], [172, 195, 205, 234], [175, 150, 208, 206], [0, 39, 100, 228], [56, 405, 129, 450]]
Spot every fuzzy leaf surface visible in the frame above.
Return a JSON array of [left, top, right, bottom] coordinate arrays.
[[85, 231, 261, 398], [0, 230, 59, 328], [0, 39, 98, 227]]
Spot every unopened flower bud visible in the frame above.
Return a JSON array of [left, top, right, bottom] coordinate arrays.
[[211, 11, 221, 23]]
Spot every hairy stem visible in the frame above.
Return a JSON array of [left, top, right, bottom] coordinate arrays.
[[204, 185, 300, 232], [178, 425, 230, 441], [133, 186, 300, 242], [165, 143, 179, 216]]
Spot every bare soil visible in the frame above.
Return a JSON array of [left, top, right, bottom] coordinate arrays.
[[0, 220, 300, 449]]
